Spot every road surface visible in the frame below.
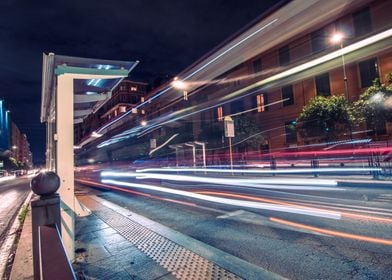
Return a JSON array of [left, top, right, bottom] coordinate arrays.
[[76, 169, 392, 279], [0, 177, 31, 247]]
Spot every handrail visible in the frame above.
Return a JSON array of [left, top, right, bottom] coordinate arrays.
[[38, 225, 76, 280]]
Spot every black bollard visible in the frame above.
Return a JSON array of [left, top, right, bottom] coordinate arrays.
[[31, 171, 61, 280]]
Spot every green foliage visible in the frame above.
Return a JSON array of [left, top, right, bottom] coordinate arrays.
[[2, 156, 19, 170], [352, 75, 392, 130], [18, 206, 29, 224], [233, 115, 264, 151], [297, 95, 354, 140]]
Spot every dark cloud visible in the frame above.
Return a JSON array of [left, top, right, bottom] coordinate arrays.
[[0, 0, 277, 163]]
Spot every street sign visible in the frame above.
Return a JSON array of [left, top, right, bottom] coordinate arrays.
[[150, 138, 156, 149], [224, 116, 234, 138]]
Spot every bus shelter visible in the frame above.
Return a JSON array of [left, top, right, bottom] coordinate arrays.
[[40, 53, 138, 258]]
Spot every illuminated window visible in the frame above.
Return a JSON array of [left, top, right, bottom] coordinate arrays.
[[255, 94, 268, 112], [119, 106, 126, 113], [131, 86, 138, 91], [257, 94, 264, 112], [217, 106, 223, 121]]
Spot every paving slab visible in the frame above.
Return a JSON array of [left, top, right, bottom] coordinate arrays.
[[75, 194, 285, 280]]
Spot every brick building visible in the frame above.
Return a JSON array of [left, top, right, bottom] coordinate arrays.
[[11, 121, 33, 168], [74, 80, 148, 144], [143, 0, 392, 153]]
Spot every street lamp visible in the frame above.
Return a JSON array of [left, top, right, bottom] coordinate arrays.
[[330, 32, 348, 99], [171, 77, 189, 100], [171, 77, 187, 90]]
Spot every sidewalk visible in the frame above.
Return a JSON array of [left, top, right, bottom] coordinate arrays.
[[73, 193, 284, 280], [8, 208, 33, 280], [9, 191, 284, 280]]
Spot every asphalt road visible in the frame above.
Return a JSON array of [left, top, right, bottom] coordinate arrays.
[[76, 171, 392, 280], [0, 177, 31, 246]]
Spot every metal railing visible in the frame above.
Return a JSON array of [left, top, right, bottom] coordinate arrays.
[[31, 171, 76, 280]]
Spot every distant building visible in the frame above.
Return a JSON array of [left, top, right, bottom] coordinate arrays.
[[75, 80, 148, 144], [10, 121, 33, 168], [0, 100, 10, 153]]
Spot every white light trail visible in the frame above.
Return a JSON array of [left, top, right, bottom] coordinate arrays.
[[94, 20, 278, 135], [101, 171, 340, 189], [101, 179, 341, 219], [135, 167, 381, 175], [149, 133, 179, 156]]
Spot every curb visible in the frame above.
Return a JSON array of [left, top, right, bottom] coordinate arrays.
[[0, 191, 33, 279], [90, 194, 286, 280]]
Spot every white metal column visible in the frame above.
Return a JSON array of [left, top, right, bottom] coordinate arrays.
[[56, 74, 75, 259]]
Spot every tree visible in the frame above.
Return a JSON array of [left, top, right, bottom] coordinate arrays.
[[2, 156, 19, 170], [233, 115, 264, 152], [297, 95, 354, 141], [353, 75, 392, 135]]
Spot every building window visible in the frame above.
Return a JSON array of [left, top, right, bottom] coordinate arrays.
[[285, 121, 297, 145], [311, 28, 327, 54], [253, 58, 262, 73], [254, 94, 269, 112], [131, 86, 138, 91], [230, 99, 244, 114], [216, 106, 223, 121], [119, 106, 126, 113], [315, 73, 331, 96], [279, 45, 290, 66], [282, 85, 294, 106], [131, 96, 140, 103], [359, 57, 379, 88], [353, 7, 372, 37]]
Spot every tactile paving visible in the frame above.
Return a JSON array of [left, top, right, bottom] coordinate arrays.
[[80, 196, 242, 280]]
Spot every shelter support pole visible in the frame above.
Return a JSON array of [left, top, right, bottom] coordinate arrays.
[[56, 74, 75, 259]]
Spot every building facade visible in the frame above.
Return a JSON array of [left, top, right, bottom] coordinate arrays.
[[144, 0, 392, 154], [74, 80, 148, 144], [10, 121, 33, 168]]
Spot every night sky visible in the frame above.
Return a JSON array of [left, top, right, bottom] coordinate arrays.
[[0, 0, 278, 164]]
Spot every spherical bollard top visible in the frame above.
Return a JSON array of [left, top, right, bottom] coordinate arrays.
[[31, 171, 60, 196]]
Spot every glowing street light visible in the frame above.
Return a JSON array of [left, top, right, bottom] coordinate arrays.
[[330, 32, 348, 99], [171, 77, 188, 90], [141, 120, 147, 126], [330, 32, 344, 44]]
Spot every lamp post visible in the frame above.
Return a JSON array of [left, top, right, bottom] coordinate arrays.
[[171, 77, 189, 100], [331, 32, 348, 100]]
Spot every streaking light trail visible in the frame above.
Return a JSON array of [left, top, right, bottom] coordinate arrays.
[[196, 191, 392, 223], [97, 28, 392, 145], [100, 179, 341, 219], [135, 167, 381, 175], [101, 171, 341, 189], [270, 217, 392, 246]]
